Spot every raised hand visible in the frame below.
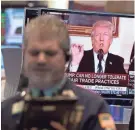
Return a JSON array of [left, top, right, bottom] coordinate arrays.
[[71, 44, 84, 66]]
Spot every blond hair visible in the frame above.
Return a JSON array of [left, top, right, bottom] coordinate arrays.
[[24, 15, 70, 53], [91, 20, 115, 37]]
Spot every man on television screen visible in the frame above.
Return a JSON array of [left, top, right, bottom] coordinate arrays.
[[70, 20, 126, 74]]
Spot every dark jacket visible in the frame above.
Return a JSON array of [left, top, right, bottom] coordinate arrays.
[[2, 79, 115, 130], [77, 49, 126, 74]]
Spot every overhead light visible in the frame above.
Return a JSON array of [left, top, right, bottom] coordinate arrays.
[[48, 0, 69, 9], [28, 2, 34, 7]]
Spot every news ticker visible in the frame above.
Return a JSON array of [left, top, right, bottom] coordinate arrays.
[[65, 72, 134, 87], [76, 85, 134, 95], [128, 71, 135, 87], [129, 71, 135, 75]]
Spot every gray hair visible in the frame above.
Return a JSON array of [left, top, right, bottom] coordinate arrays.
[[91, 20, 115, 37], [23, 15, 70, 53]]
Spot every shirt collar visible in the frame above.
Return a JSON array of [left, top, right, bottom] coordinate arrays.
[[29, 76, 67, 97]]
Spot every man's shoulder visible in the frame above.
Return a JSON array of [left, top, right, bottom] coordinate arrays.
[[68, 82, 105, 107], [82, 49, 93, 60], [109, 53, 124, 63], [73, 85, 104, 101], [2, 94, 22, 110], [70, 83, 109, 116], [84, 49, 93, 55], [65, 79, 104, 103]]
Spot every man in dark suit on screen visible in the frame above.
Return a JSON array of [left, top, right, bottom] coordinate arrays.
[[69, 20, 126, 74]]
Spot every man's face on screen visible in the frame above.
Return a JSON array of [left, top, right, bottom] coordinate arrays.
[[23, 40, 65, 87], [91, 26, 113, 54]]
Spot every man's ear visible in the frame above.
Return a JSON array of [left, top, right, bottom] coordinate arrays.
[[21, 44, 25, 72], [22, 44, 25, 53]]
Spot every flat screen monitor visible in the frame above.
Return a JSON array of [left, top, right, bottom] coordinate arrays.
[[1, 10, 5, 45], [24, 8, 135, 99], [1, 8, 24, 69], [4, 8, 24, 45]]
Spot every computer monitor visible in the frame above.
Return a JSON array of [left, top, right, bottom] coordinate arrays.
[[4, 8, 24, 45], [1, 8, 24, 69]]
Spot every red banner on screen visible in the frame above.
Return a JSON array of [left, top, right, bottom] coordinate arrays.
[[65, 72, 128, 86]]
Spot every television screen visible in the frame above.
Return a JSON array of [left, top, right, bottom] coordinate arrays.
[[1, 11, 5, 45], [24, 8, 134, 99], [5, 8, 24, 45], [1, 8, 24, 69]]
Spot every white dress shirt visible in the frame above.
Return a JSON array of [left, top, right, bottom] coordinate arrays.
[[93, 51, 108, 73], [69, 64, 79, 72], [70, 50, 108, 73]]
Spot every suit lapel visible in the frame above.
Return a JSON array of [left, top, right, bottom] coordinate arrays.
[[105, 53, 113, 73], [89, 49, 95, 72]]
